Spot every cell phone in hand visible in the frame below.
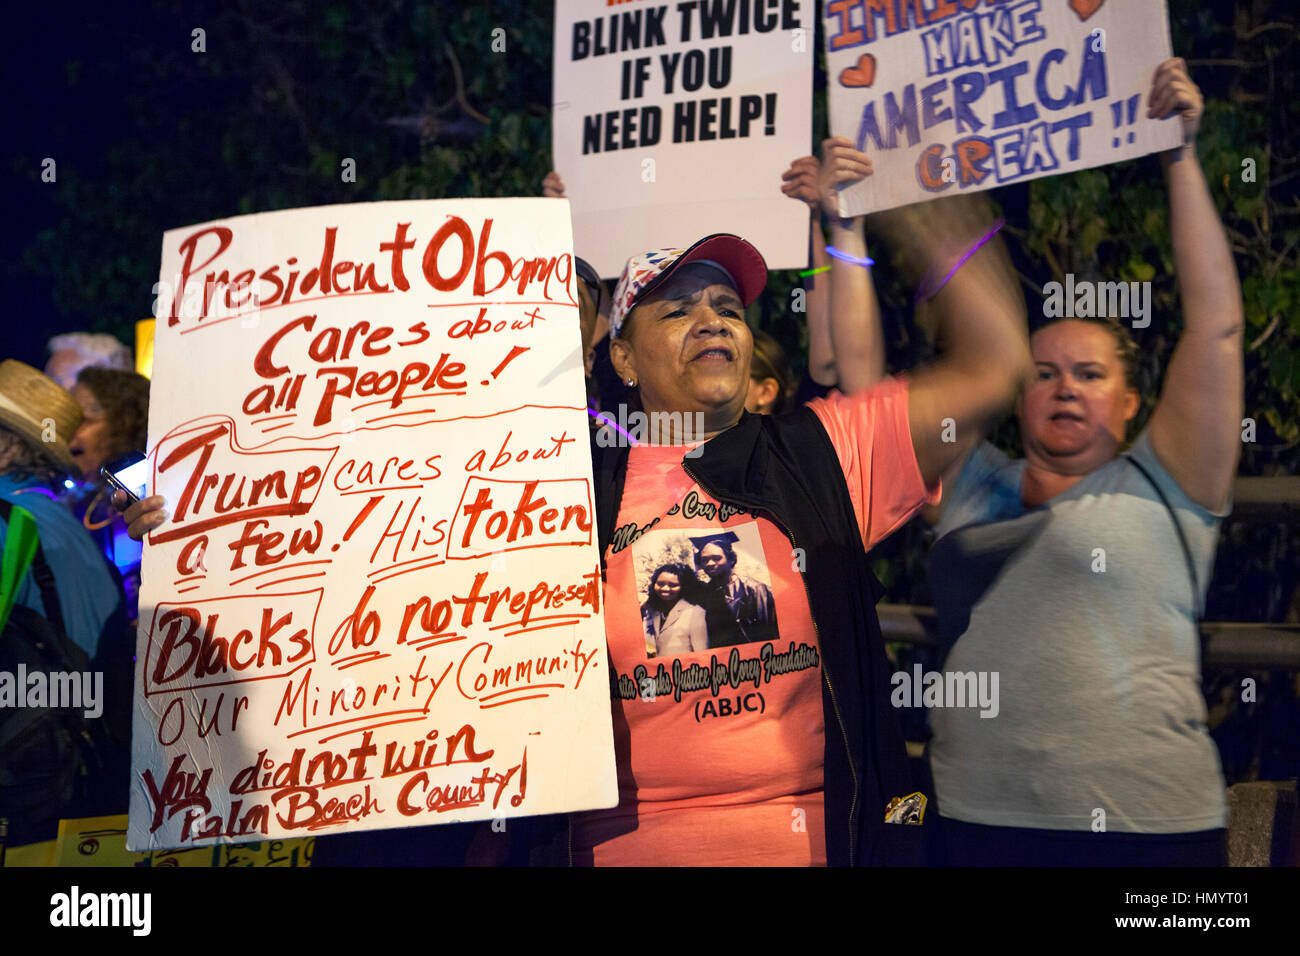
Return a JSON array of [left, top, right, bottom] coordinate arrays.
[[101, 450, 149, 505]]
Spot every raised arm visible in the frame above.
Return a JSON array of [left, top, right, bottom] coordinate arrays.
[[806, 215, 836, 386], [818, 138, 887, 394], [1145, 59, 1244, 512], [782, 155, 837, 386], [888, 196, 1032, 486]]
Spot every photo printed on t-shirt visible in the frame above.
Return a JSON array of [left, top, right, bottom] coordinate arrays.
[[631, 522, 781, 659]]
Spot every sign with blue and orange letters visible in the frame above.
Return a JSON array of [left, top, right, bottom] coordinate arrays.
[[824, 0, 1181, 215]]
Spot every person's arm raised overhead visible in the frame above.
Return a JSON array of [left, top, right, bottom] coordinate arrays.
[[817, 137, 886, 394], [888, 195, 1033, 487], [1145, 58, 1244, 513], [781, 154, 838, 387]]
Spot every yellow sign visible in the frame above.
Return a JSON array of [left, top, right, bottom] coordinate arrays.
[[135, 318, 155, 378], [0, 816, 314, 867]]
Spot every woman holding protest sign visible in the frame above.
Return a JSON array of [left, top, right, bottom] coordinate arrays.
[[910, 60, 1242, 866], [120, 199, 1030, 866], [119, 161, 1031, 866], [559, 187, 1028, 865], [570, 197, 1029, 864]]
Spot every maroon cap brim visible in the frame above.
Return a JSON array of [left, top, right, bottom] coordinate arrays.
[[635, 233, 768, 311]]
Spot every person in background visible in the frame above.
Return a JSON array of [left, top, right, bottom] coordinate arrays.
[[574, 257, 602, 376], [66, 367, 151, 623], [641, 562, 709, 657], [921, 60, 1241, 866], [815, 137, 890, 397], [780, 154, 837, 402], [746, 329, 796, 416], [782, 147, 887, 401], [0, 360, 130, 840], [543, 173, 624, 415], [0, 360, 124, 661], [44, 332, 133, 391], [67, 367, 150, 484]]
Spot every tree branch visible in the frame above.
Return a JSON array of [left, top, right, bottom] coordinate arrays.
[[1241, 22, 1297, 41], [1247, 314, 1280, 352], [443, 42, 490, 125]]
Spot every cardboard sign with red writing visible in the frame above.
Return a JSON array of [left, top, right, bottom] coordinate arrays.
[[128, 199, 617, 850]]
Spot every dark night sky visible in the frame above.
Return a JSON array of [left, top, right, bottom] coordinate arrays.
[[2, 4, 180, 368]]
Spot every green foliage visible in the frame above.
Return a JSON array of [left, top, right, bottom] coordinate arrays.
[[19, 0, 560, 337], [16, 0, 1298, 474]]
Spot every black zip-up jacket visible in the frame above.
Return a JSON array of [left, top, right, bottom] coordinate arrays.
[[521, 406, 925, 866]]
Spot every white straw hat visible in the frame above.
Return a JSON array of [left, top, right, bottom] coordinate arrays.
[[0, 359, 83, 472]]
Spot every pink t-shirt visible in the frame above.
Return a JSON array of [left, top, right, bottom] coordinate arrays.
[[572, 377, 937, 866]]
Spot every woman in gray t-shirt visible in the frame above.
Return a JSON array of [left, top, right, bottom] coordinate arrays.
[[925, 60, 1242, 865]]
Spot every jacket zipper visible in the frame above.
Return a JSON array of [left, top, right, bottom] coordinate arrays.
[[781, 523, 860, 866], [681, 458, 860, 866]]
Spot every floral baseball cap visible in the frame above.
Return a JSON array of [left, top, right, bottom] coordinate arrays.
[[609, 234, 767, 338]]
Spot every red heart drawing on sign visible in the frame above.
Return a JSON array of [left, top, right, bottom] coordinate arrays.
[[839, 53, 877, 88], [1069, 0, 1104, 20]]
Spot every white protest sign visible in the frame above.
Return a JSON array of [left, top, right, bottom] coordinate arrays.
[[553, 0, 814, 278], [823, 0, 1181, 216], [128, 198, 617, 850]]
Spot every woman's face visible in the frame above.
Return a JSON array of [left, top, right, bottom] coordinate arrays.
[[1019, 321, 1139, 472], [69, 383, 118, 482], [610, 263, 752, 430], [653, 571, 682, 604]]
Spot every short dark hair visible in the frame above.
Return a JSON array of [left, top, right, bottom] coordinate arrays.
[[694, 540, 736, 567]]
